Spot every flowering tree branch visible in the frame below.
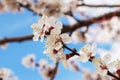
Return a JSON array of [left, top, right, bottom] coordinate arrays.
[[0, 10, 120, 45], [63, 10, 120, 33], [63, 44, 120, 80]]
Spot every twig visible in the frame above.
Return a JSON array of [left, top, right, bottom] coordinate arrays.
[[107, 71, 120, 80], [0, 35, 33, 44], [63, 44, 79, 56], [77, 3, 120, 7], [50, 62, 59, 80]]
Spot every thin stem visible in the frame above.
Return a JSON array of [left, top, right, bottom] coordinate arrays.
[[77, 4, 120, 7], [63, 44, 79, 56], [50, 62, 59, 80]]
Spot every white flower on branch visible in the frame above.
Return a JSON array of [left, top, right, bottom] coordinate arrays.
[[38, 59, 57, 79], [92, 53, 112, 77], [78, 43, 97, 62], [44, 33, 71, 68], [31, 15, 62, 41], [31, 15, 72, 69], [93, 67, 108, 77], [31, 0, 78, 17], [92, 53, 111, 67], [22, 54, 36, 68], [71, 29, 86, 44], [44, 48, 68, 69], [0, 68, 18, 80]]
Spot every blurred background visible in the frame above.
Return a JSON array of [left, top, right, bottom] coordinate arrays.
[[0, 0, 120, 80]]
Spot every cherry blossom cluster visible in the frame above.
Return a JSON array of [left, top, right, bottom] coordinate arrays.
[[0, 68, 18, 80], [82, 68, 111, 80], [70, 16, 120, 44], [0, 0, 78, 17], [83, 16, 120, 43], [31, 15, 72, 69], [22, 54, 57, 79], [22, 54, 81, 79], [31, 0, 78, 17], [78, 43, 120, 79]]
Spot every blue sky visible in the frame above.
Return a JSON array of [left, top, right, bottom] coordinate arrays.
[[0, 9, 111, 80]]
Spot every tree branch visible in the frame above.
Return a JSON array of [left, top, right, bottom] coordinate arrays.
[[77, 3, 120, 7], [62, 10, 120, 33], [0, 10, 120, 45], [0, 35, 33, 44]]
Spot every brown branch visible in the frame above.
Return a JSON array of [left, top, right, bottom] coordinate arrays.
[[77, 3, 120, 7], [62, 10, 120, 33], [0, 10, 120, 45], [50, 62, 59, 80], [0, 35, 33, 44]]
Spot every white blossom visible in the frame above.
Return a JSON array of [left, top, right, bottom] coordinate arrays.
[[92, 58, 103, 67], [71, 29, 86, 44], [39, 63, 55, 79], [78, 43, 97, 62], [38, 59, 48, 67], [60, 33, 72, 44], [0, 68, 17, 80], [93, 67, 107, 77], [22, 54, 36, 68], [31, 15, 63, 41]]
